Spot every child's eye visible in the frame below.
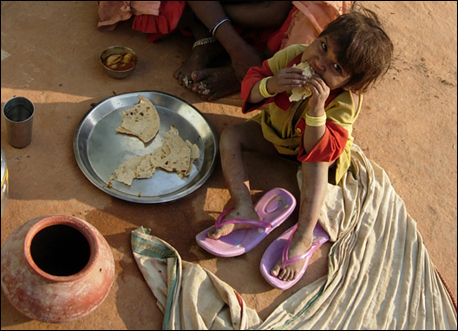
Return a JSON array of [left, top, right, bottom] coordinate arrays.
[[321, 42, 327, 52], [333, 63, 342, 73]]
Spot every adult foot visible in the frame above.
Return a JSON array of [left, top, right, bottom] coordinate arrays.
[[207, 204, 260, 240], [173, 41, 224, 89], [190, 66, 241, 101], [270, 230, 313, 282]]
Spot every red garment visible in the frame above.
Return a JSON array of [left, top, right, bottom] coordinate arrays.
[[295, 119, 348, 162], [132, 1, 187, 43]]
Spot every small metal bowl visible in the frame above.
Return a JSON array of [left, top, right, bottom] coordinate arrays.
[[100, 46, 137, 79]]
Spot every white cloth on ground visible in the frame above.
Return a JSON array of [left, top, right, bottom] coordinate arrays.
[[131, 144, 457, 330]]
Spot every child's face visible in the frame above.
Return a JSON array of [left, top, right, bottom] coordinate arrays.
[[302, 36, 350, 90]]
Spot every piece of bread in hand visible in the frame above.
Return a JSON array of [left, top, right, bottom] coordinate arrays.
[[289, 62, 314, 102]]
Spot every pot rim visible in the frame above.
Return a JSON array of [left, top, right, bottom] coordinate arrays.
[[1, 148, 6, 182], [23, 215, 100, 282]]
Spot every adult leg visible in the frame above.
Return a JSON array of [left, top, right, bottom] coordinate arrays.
[[185, 1, 293, 100], [190, 1, 292, 79], [207, 120, 278, 239], [191, 66, 240, 101], [270, 160, 330, 281], [174, 4, 226, 89]]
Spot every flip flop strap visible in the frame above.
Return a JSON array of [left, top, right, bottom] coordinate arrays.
[[281, 223, 316, 268], [215, 207, 272, 230]]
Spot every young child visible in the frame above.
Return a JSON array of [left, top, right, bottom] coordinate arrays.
[[207, 8, 393, 284]]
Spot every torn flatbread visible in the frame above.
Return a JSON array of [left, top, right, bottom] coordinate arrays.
[[116, 94, 160, 143], [151, 126, 192, 179], [109, 126, 200, 185], [135, 154, 157, 179], [109, 154, 157, 186], [289, 62, 314, 102], [108, 155, 144, 186], [186, 140, 200, 176]]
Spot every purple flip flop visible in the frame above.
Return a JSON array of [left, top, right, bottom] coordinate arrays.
[[260, 222, 329, 290], [195, 188, 296, 257]]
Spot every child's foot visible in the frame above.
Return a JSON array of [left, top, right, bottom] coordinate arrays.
[[207, 204, 260, 240], [190, 66, 241, 101], [270, 230, 313, 281]]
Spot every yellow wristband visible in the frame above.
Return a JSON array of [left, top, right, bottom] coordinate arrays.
[[259, 77, 277, 98], [305, 113, 327, 127]]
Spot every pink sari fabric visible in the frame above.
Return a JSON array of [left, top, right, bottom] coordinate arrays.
[[280, 1, 355, 49], [97, 1, 162, 32]]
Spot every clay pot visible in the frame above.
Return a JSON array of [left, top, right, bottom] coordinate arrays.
[[1, 215, 115, 323]]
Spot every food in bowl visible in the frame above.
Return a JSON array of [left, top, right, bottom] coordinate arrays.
[[100, 46, 137, 79], [103, 53, 134, 71]]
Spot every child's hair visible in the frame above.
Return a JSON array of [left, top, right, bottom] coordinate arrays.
[[319, 7, 393, 93]]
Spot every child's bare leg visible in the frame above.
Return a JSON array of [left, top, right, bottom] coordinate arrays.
[[270, 161, 330, 281], [207, 121, 278, 239]]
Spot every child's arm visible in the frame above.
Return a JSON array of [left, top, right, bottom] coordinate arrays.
[[246, 67, 307, 104], [301, 74, 330, 153]]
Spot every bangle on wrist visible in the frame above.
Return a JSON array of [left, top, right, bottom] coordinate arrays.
[[305, 112, 327, 127], [209, 17, 231, 37], [259, 77, 277, 98]]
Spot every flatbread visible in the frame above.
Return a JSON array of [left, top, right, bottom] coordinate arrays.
[[108, 154, 157, 186], [186, 140, 200, 176], [109, 126, 200, 185], [108, 155, 144, 186], [116, 94, 160, 143], [289, 62, 314, 102], [135, 155, 157, 179], [151, 126, 192, 179]]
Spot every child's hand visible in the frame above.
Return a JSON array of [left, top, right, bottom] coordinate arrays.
[[269, 68, 308, 94], [307, 74, 330, 114]]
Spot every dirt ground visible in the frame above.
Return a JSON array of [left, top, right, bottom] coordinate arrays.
[[1, 1, 456, 329]]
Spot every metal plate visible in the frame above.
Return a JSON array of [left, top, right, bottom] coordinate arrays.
[[74, 91, 218, 203]]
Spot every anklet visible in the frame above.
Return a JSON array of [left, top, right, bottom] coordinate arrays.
[[192, 37, 217, 49]]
